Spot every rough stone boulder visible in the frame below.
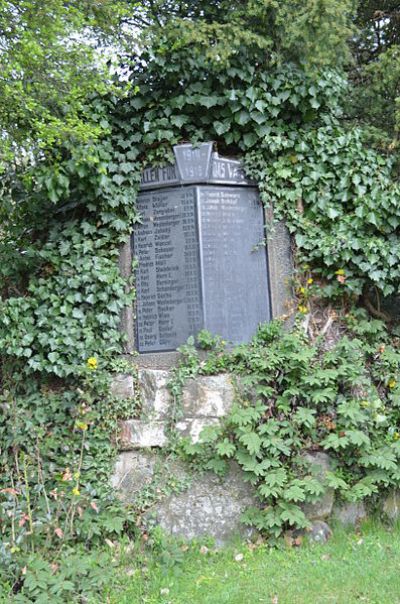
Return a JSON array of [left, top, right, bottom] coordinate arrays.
[[112, 451, 257, 545], [383, 490, 400, 521], [139, 369, 171, 420], [332, 502, 367, 526], [148, 462, 257, 545], [301, 451, 335, 520], [117, 371, 236, 446], [111, 451, 158, 497], [118, 420, 168, 449]]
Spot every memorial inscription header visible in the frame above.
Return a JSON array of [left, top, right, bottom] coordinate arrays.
[[133, 143, 271, 354]]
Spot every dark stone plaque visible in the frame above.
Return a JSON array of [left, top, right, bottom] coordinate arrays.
[[174, 142, 213, 182], [133, 144, 271, 353], [198, 186, 270, 343], [134, 187, 203, 352], [140, 143, 255, 190]]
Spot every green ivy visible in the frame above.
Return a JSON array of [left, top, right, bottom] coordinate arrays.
[[0, 222, 134, 377], [246, 126, 400, 298]]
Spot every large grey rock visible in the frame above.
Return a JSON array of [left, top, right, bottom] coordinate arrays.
[[302, 451, 332, 476], [181, 375, 235, 418], [149, 462, 257, 545], [119, 419, 168, 449], [111, 453, 258, 545], [111, 451, 157, 494], [176, 417, 220, 443], [110, 374, 134, 399], [383, 490, 400, 521], [301, 451, 335, 520], [333, 502, 367, 526], [234, 375, 258, 404], [112, 451, 190, 505], [307, 521, 332, 544], [138, 369, 171, 420]]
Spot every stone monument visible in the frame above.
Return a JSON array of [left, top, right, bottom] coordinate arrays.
[[113, 144, 294, 540], [133, 142, 271, 353], [119, 142, 293, 362]]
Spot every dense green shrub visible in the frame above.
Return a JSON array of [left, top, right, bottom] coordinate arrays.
[[175, 317, 400, 537]]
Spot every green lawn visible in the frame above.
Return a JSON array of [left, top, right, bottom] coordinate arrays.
[[103, 522, 400, 604]]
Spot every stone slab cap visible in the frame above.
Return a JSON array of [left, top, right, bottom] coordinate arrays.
[[176, 417, 220, 444], [140, 142, 255, 190], [181, 375, 235, 418], [119, 419, 168, 450], [138, 369, 171, 420], [111, 451, 157, 493], [110, 374, 135, 399]]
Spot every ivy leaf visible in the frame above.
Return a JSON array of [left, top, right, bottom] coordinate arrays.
[[242, 132, 258, 148], [235, 110, 251, 125], [214, 120, 231, 136], [170, 115, 188, 128], [198, 95, 220, 108]]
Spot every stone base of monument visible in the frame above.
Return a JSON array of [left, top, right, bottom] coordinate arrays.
[[112, 369, 257, 544], [117, 369, 236, 447], [112, 451, 256, 545], [110, 370, 377, 544]]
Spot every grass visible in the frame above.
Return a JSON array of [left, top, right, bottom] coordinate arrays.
[[103, 521, 400, 604]]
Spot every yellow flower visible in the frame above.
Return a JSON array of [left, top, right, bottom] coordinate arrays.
[[307, 278, 313, 285], [393, 432, 400, 441], [299, 286, 306, 295], [388, 379, 397, 389], [86, 357, 98, 370], [72, 487, 80, 496], [75, 421, 88, 431], [335, 269, 345, 276], [298, 305, 308, 314]]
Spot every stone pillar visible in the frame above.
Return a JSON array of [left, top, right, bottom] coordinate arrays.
[[118, 238, 135, 354]]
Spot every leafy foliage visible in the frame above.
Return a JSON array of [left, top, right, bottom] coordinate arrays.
[[1, 0, 400, 597], [0, 222, 133, 376], [0, 0, 131, 160], [349, 1, 400, 142], [177, 319, 400, 537], [0, 366, 138, 601], [246, 126, 400, 298]]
